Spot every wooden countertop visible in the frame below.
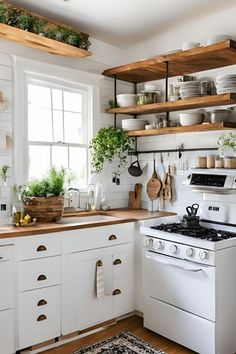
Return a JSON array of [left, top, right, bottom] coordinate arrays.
[[0, 209, 176, 239]]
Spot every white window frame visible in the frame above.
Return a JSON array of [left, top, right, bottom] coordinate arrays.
[[13, 57, 100, 190], [26, 75, 90, 186]]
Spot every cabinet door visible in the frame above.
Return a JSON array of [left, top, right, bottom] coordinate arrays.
[[0, 309, 14, 354], [62, 248, 113, 334]]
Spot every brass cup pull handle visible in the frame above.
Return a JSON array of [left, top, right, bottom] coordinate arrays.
[[113, 289, 121, 296], [36, 245, 47, 252], [37, 314, 47, 322], [37, 299, 47, 306], [109, 234, 117, 241], [113, 259, 122, 265], [37, 274, 47, 281]]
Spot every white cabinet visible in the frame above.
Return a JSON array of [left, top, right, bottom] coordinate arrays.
[[0, 245, 14, 354], [61, 223, 134, 335], [0, 309, 14, 354], [15, 234, 61, 350]]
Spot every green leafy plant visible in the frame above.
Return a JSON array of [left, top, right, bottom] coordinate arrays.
[[23, 167, 66, 197], [0, 3, 91, 50], [217, 133, 236, 156], [0, 164, 9, 183], [16, 12, 33, 30], [32, 17, 46, 34], [90, 126, 134, 173]]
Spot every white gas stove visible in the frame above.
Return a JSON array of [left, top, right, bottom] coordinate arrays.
[[141, 173, 236, 354]]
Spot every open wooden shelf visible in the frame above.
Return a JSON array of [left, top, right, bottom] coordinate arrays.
[[103, 40, 236, 83], [0, 23, 91, 58], [125, 122, 236, 137], [106, 94, 236, 115]]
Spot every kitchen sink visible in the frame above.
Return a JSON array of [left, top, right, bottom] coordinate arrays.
[[56, 214, 118, 225]]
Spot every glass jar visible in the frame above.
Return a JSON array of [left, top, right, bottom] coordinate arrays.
[[224, 157, 236, 169], [196, 156, 207, 168], [207, 155, 215, 168], [215, 156, 224, 168]]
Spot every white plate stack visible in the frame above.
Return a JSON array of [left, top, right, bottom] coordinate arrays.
[[122, 119, 147, 131], [216, 74, 236, 94], [179, 81, 201, 99]]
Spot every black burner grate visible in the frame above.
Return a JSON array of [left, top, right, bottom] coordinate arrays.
[[151, 223, 236, 242]]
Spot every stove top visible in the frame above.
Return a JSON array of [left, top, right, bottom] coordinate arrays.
[[151, 222, 236, 242]]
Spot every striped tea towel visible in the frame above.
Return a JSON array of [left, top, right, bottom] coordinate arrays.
[[96, 260, 104, 299]]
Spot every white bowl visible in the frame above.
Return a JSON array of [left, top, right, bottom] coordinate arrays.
[[179, 113, 204, 126], [182, 42, 200, 51], [207, 35, 232, 45], [117, 94, 136, 107]]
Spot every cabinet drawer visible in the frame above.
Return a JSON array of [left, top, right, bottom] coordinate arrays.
[[0, 309, 14, 354], [62, 223, 134, 253], [112, 251, 129, 279], [18, 257, 60, 291], [112, 277, 134, 317], [15, 234, 61, 260], [18, 286, 60, 349]]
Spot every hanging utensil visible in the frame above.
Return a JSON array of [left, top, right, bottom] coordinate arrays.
[[146, 157, 162, 202], [128, 156, 142, 177]]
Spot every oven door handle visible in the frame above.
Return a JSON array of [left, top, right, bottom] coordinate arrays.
[[145, 253, 203, 272]]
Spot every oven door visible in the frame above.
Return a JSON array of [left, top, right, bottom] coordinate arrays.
[[144, 251, 215, 321]]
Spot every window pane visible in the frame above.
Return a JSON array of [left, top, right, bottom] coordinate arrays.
[[28, 107, 52, 142], [52, 89, 62, 110], [69, 147, 87, 188], [53, 110, 63, 142], [29, 145, 50, 180], [64, 91, 82, 112], [64, 112, 84, 144], [28, 84, 51, 109], [52, 146, 68, 169]]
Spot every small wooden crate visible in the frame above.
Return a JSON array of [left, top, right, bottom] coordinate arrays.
[[23, 195, 64, 222]]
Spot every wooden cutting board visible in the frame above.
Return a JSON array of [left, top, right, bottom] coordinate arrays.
[[146, 159, 162, 201], [128, 183, 142, 209]]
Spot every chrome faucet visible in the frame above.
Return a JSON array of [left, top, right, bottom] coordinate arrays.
[[67, 187, 80, 209]]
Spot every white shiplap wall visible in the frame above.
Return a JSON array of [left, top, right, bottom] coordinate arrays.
[[0, 53, 12, 221]]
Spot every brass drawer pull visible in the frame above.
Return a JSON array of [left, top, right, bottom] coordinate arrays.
[[109, 234, 117, 241], [36, 245, 47, 252], [96, 260, 103, 267], [37, 299, 47, 306], [113, 289, 121, 296], [113, 259, 122, 265], [37, 314, 47, 322], [37, 274, 47, 281]]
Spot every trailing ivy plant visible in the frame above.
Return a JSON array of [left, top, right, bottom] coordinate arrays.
[[90, 126, 134, 173]]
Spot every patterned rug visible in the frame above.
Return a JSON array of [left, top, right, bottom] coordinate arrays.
[[73, 331, 166, 354]]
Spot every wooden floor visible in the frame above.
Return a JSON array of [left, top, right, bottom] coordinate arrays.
[[40, 315, 196, 354]]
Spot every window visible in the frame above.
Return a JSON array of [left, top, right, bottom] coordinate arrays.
[[27, 77, 91, 188]]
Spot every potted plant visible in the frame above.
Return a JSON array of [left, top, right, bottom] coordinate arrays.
[[0, 164, 9, 186], [90, 126, 134, 173], [217, 133, 236, 157], [22, 167, 66, 221]]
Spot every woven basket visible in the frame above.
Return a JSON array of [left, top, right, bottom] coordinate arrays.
[[23, 195, 64, 222]]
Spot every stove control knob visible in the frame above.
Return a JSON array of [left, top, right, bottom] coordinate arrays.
[[186, 247, 194, 257], [143, 237, 153, 248], [154, 240, 164, 250], [199, 251, 208, 261], [170, 244, 178, 254]]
